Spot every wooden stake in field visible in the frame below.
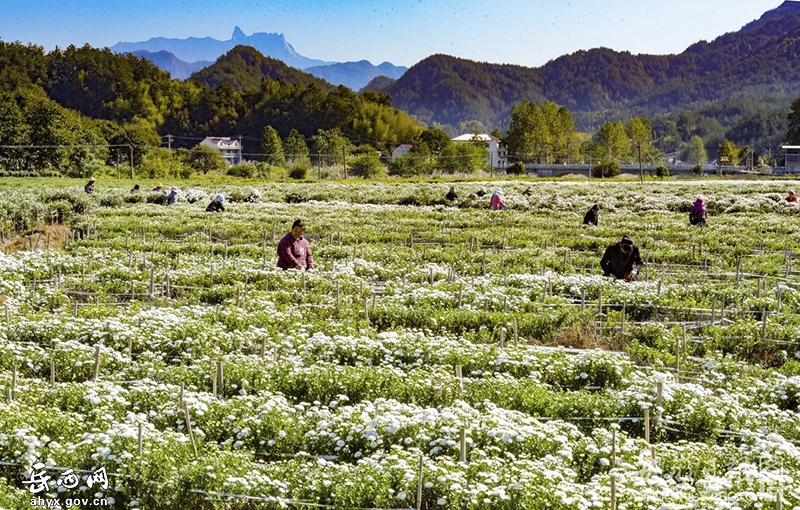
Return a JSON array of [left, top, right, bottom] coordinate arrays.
[[183, 404, 198, 458], [92, 345, 101, 381], [459, 428, 467, 463]]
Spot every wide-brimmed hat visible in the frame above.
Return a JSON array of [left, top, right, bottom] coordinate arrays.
[[790, 190, 796, 195], [494, 188, 503, 195], [170, 186, 176, 191], [215, 194, 223, 201]]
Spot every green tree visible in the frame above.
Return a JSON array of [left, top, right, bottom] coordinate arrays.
[[596, 121, 631, 162], [311, 128, 350, 167], [718, 139, 739, 166], [786, 95, 800, 145], [283, 129, 309, 163], [686, 135, 708, 165], [506, 100, 575, 163], [417, 128, 451, 154], [437, 141, 486, 174], [259, 125, 285, 166], [188, 144, 227, 175], [349, 153, 383, 179]]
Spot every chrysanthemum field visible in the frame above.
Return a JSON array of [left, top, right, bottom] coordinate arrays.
[[1, 179, 799, 509]]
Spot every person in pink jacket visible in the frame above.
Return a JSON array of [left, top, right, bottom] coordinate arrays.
[[276, 219, 313, 270], [490, 189, 507, 211], [689, 196, 707, 227]]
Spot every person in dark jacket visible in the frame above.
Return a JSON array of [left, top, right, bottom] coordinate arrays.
[[583, 204, 600, 226], [277, 219, 313, 270], [166, 187, 179, 205], [130, 184, 140, 194], [206, 194, 225, 213], [84, 177, 95, 194], [475, 186, 487, 197], [445, 186, 458, 201], [600, 234, 644, 281]]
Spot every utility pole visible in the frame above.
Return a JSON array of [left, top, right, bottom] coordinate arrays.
[[638, 140, 643, 184], [343, 146, 347, 179], [167, 134, 173, 150], [129, 144, 134, 180]]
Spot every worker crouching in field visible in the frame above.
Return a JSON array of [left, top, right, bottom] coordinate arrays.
[[84, 177, 95, 194], [583, 204, 600, 226], [601, 234, 644, 282], [277, 219, 313, 270], [490, 189, 507, 211], [206, 195, 225, 213], [689, 196, 707, 227]]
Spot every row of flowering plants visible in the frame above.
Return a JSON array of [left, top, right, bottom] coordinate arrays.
[[1, 179, 799, 508]]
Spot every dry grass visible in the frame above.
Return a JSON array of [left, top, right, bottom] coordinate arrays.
[[544, 323, 626, 351], [5, 225, 72, 252]]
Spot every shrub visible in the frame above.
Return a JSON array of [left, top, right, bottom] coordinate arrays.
[[656, 166, 670, 178], [99, 195, 124, 208], [288, 161, 309, 180], [691, 165, 703, 176], [348, 154, 383, 179], [227, 162, 257, 178], [592, 161, 620, 178], [506, 161, 526, 175]]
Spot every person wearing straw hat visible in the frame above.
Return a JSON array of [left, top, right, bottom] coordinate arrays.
[[84, 177, 95, 194], [205, 194, 225, 213], [490, 188, 507, 211], [786, 190, 797, 203], [601, 234, 644, 282], [689, 196, 707, 226], [152, 182, 164, 192]]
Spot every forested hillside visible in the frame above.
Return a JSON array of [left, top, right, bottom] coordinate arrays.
[[379, 1, 800, 143], [0, 42, 420, 176]]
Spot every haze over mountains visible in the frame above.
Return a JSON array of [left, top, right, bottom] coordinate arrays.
[[112, 27, 407, 89]]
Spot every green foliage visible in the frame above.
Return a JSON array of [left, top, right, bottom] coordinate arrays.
[[591, 161, 620, 178], [188, 145, 227, 175], [506, 100, 576, 164], [686, 135, 708, 166], [227, 161, 257, 178], [259, 125, 285, 166], [718, 138, 739, 166], [189, 45, 333, 92], [656, 165, 670, 178], [595, 120, 631, 163], [288, 161, 309, 180], [284, 129, 309, 163], [507, 161, 526, 175], [348, 154, 383, 179], [311, 128, 351, 167], [437, 141, 486, 174], [691, 164, 703, 176]]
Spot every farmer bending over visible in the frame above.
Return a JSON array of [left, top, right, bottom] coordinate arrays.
[[601, 234, 643, 282], [277, 219, 313, 270]]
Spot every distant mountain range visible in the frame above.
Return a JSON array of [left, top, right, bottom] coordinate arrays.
[[366, 0, 800, 133], [113, 27, 406, 90]]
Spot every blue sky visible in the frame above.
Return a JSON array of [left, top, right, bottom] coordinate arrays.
[[0, 0, 784, 67]]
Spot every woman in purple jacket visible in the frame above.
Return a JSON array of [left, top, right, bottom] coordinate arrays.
[[277, 219, 313, 270], [689, 196, 707, 227]]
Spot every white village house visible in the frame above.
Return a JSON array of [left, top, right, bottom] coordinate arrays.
[[451, 134, 508, 169], [782, 145, 800, 174], [199, 137, 243, 166]]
